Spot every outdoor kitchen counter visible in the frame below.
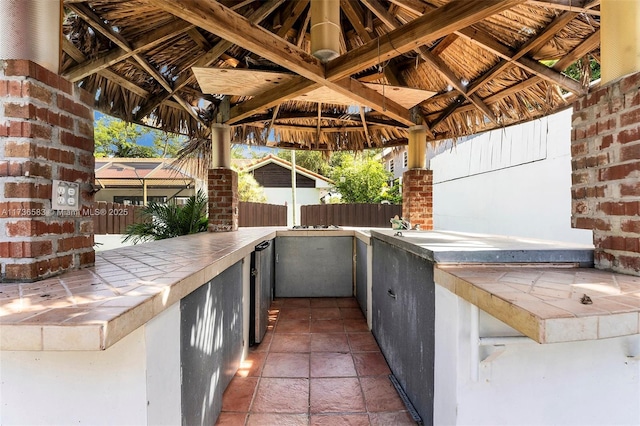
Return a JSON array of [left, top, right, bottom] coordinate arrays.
[[371, 229, 640, 343], [0, 227, 362, 351], [3, 228, 639, 351], [0, 227, 282, 351]]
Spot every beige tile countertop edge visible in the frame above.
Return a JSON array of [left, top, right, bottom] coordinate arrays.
[[0, 228, 282, 351], [434, 266, 640, 344]]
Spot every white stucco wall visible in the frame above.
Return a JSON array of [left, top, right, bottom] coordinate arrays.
[[431, 108, 592, 245], [263, 187, 325, 227], [434, 285, 640, 426], [0, 304, 181, 425]]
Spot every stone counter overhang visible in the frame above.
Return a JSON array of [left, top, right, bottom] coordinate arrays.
[[2, 227, 639, 351]]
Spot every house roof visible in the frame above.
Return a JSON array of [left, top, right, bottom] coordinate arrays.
[[95, 158, 195, 187], [62, 1, 600, 152], [236, 155, 334, 187]]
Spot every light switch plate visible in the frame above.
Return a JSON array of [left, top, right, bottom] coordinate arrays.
[[51, 180, 80, 211]]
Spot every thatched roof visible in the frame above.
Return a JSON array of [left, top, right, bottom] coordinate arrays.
[[61, 0, 601, 152]]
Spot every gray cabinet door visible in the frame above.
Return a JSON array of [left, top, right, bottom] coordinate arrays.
[[355, 238, 368, 316], [372, 238, 435, 426], [275, 236, 353, 297]]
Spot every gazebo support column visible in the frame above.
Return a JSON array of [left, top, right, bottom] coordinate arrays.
[[208, 124, 238, 232], [571, 0, 640, 275], [402, 125, 433, 230], [0, 1, 95, 282]]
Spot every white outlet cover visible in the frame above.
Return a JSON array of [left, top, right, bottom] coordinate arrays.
[[52, 180, 80, 211]]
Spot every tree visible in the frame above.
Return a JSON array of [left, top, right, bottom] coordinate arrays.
[[123, 189, 208, 244], [277, 150, 330, 176], [94, 115, 185, 158], [237, 172, 267, 202], [329, 152, 393, 203]]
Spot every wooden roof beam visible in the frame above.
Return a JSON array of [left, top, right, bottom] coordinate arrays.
[[153, 0, 414, 126], [466, 10, 578, 96], [228, 77, 321, 124], [456, 26, 586, 95], [66, 2, 206, 126], [360, 0, 497, 124], [326, 0, 525, 81], [234, 111, 406, 127], [135, 0, 283, 121], [62, 38, 150, 98], [526, 0, 600, 15]]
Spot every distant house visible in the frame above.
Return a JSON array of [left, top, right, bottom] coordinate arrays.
[[236, 155, 333, 226], [94, 158, 200, 205]]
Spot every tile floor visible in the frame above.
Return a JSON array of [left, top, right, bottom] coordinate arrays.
[[215, 297, 417, 426]]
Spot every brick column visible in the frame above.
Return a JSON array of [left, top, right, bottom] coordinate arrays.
[[402, 169, 433, 230], [571, 71, 640, 275], [208, 168, 238, 232], [0, 60, 95, 282]]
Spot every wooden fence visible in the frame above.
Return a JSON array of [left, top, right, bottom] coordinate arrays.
[[92, 202, 143, 234], [239, 202, 287, 227], [301, 203, 402, 228]]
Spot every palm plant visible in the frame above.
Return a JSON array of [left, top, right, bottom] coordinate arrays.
[[123, 189, 208, 244]]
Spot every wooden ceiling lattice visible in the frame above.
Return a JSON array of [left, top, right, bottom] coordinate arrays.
[[61, 0, 601, 152]]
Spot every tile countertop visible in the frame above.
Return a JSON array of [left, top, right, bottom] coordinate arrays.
[[0, 227, 282, 351], [2, 227, 637, 349], [435, 265, 640, 343]]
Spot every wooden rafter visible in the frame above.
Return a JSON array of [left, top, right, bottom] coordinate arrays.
[[360, 0, 497, 123], [467, 11, 579, 96], [67, 2, 206, 127], [233, 111, 405, 128], [456, 26, 586, 95], [62, 38, 149, 98], [136, 0, 284, 121], [63, 18, 186, 83], [155, 0, 523, 125], [316, 104, 322, 148], [326, 0, 525, 81]]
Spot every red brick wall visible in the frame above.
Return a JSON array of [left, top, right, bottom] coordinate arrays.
[[208, 168, 238, 232], [402, 169, 433, 230], [0, 60, 95, 281], [572, 71, 640, 275]]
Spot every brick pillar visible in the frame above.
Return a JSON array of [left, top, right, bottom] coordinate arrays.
[[402, 169, 433, 230], [571, 71, 640, 275], [0, 60, 95, 282], [208, 168, 238, 232]]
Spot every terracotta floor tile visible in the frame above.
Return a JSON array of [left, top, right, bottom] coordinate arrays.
[[310, 414, 370, 426], [310, 378, 366, 414], [310, 298, 339, 308], [360, 377, 406, 412], [252, 331, 273, 353], [281, 298, 311, 308], [251, 378, 309, 413], [311, 307, 341, 320], [310, 319, 345, 333], [336, 298, 360, 308], [340, 307, 365, 319], [353, 352, 391, 377], [310, 333, 350, 352], [236, 351, 266, 377], [263, 352, 310, 378], [348, 333, 380, 352], [343, 318, 369, 332], [279, 307, 311, 320], [276, 318, 310, 333], [215, 412, 247, 426], [310, 352, 357, 377], [221, 377, 258, 412], [271, 333, 311, 352], [368, 411, 417, 426], [247, 413, 309, 425]]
